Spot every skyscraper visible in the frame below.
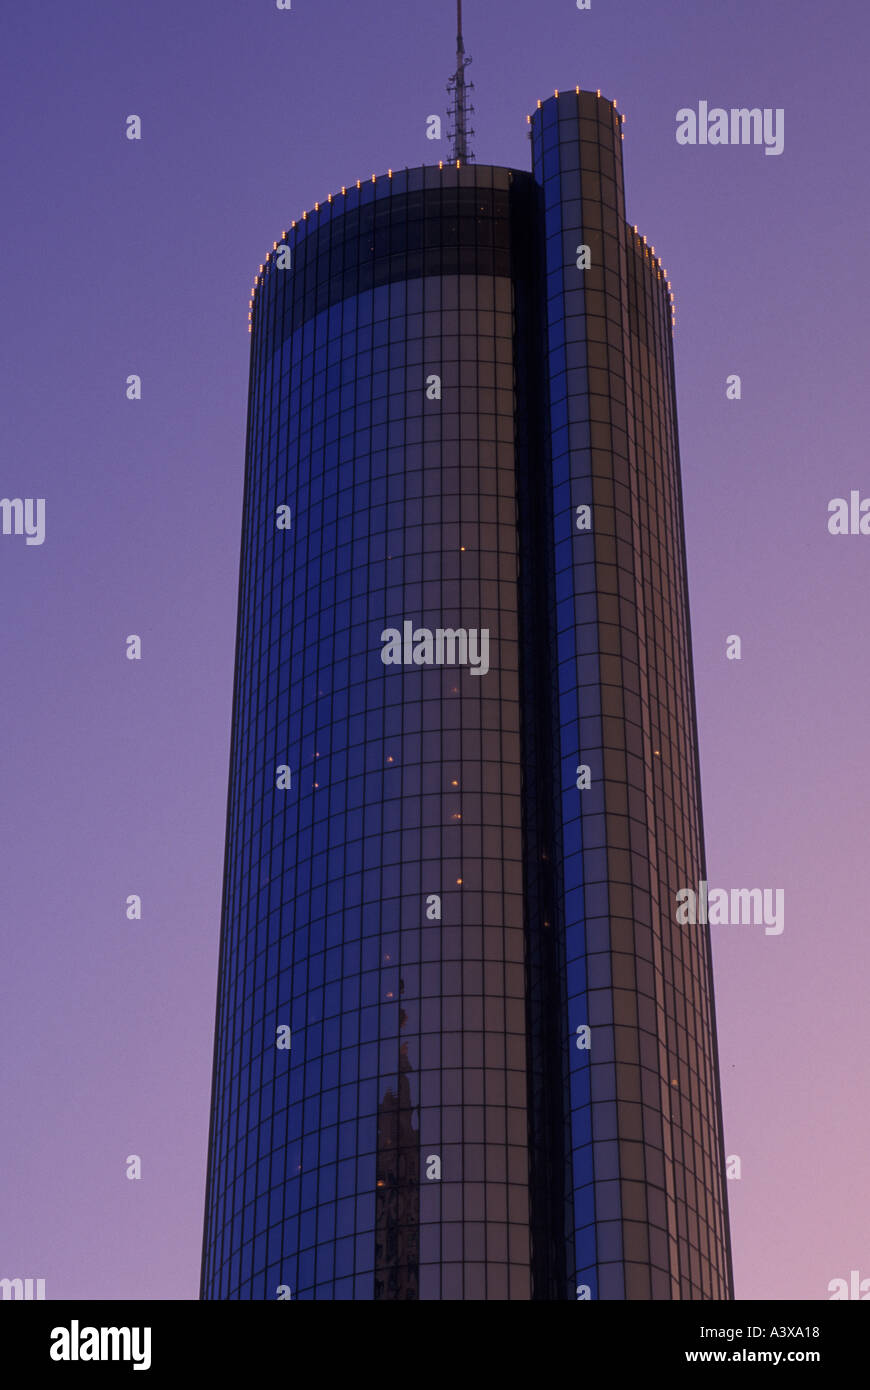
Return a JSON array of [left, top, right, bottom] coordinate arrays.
[[201, 68, 733, 1300]]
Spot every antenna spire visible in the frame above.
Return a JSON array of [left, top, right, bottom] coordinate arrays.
[[447, 0, 474, 162]]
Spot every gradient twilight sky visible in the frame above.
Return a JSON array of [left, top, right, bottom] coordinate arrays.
[[1, 0, 867, 1301]]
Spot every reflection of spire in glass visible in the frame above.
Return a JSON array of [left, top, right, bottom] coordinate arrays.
[[374, 982, 420, 1299], [201, 87, 733, 1302]]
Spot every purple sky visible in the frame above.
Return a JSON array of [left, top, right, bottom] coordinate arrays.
[[2, 0, 867, 1301]]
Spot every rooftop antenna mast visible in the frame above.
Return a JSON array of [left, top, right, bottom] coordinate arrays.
[[447, 0, 474, 162]]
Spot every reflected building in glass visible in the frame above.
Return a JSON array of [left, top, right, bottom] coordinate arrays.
[[201, 86, 734, 1301]]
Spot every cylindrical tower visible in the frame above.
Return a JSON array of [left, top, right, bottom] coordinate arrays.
[[527, 89, 733, 1299], [202, 164, 540, 1300], [202, 90, 733, 1301]]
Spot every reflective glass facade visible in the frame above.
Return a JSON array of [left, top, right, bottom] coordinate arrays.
[[201, 90, 733, 1301]]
